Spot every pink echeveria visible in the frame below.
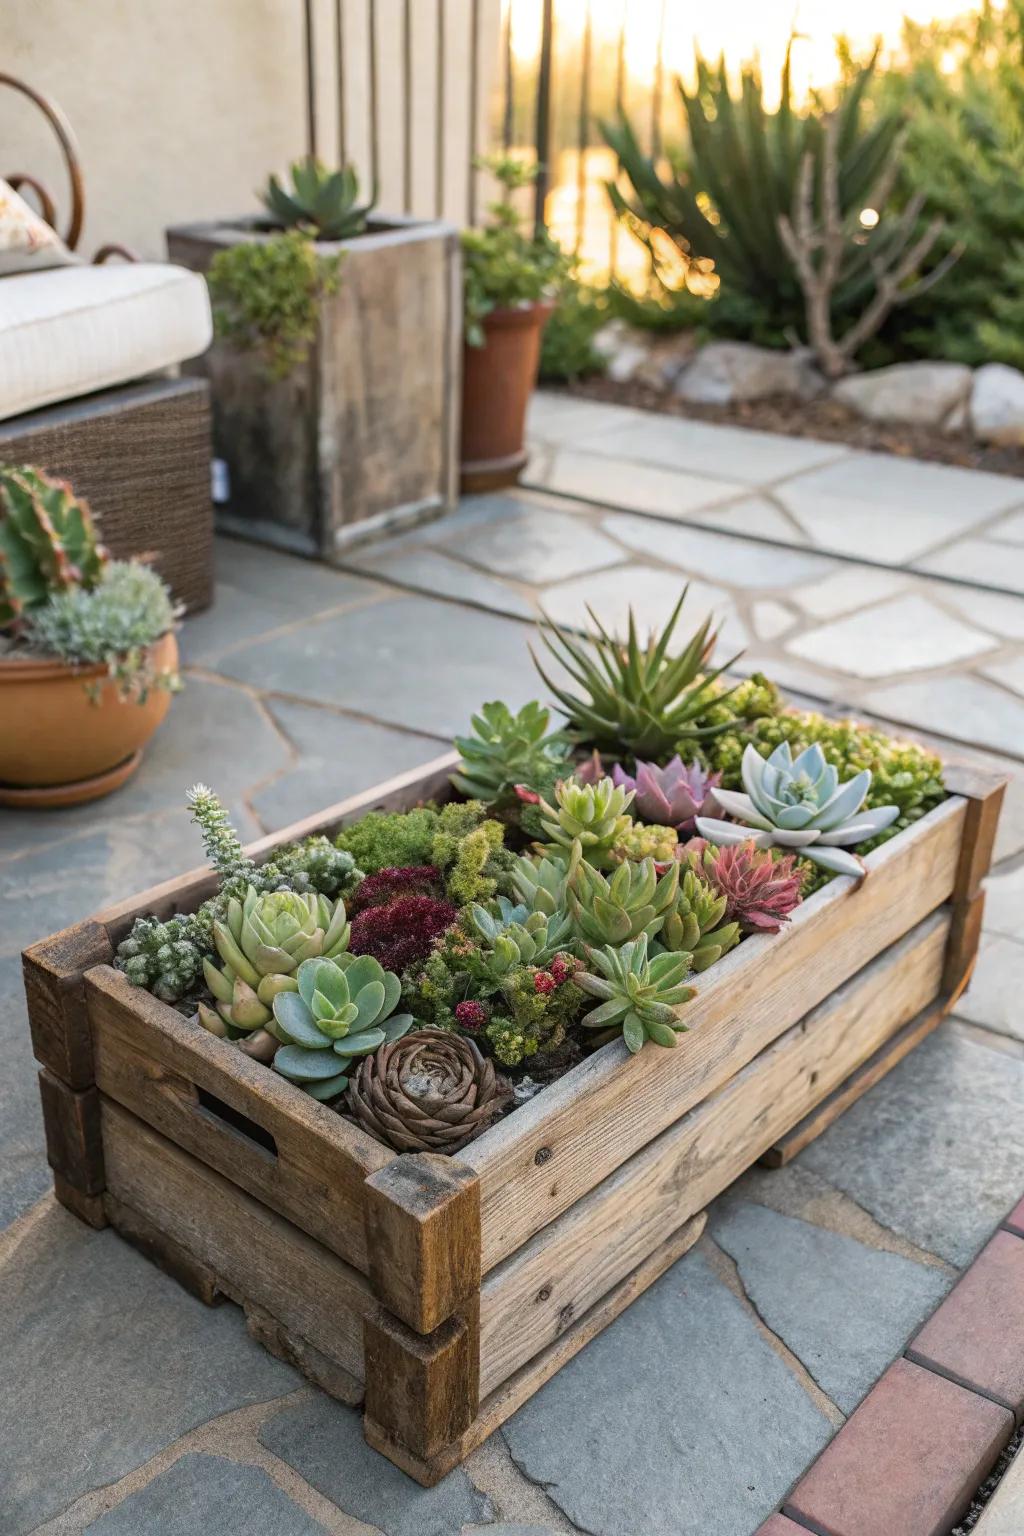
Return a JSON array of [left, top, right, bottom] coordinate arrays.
[[612, 756, 722, 834]]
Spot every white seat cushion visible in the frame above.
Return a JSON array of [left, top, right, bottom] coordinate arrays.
[[0, 262, 212, 422]]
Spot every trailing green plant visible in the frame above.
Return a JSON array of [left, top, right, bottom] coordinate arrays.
[[538, 277, 610, 381], [532, 591, 742, 759], [207, 229, 342, 378], [567, 854, 679, 947], [0, 464, 107, 629], [451, 700, 571, 810], [657, 869, 740, 971], [573, 935, 695, 1053], [260, 158, 375, 241], [25, 562, 180, 703], [463, 155, 572, 346], [536, 776, 635, 869], [271, 954, 412, 1100]]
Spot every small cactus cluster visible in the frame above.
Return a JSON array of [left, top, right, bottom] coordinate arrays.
[[0, 464, 107, 629]]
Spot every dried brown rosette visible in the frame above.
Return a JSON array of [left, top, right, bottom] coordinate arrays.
[[346, 1028, 511, 1153]]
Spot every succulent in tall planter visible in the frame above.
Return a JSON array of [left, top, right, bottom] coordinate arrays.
[[0, 464, 107, 629], [536, 775, 635, 868], [347, 1028, 513, 1152], [657, 868, 740, 971], [687, 838, 803, 934], [532, 592, 743, 759], [451, 699, 571, 809], [260, 158, 376, 241], [197, 886, 350, 1034], [568, 855, 680, 947], [574, 936, 695, 1053], [613, 757, 722, 835], [697, 742, 900, 877], [271, 954, 413, 1101]]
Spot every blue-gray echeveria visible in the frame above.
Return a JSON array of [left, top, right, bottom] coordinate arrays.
[[694, 741, 899, 878]]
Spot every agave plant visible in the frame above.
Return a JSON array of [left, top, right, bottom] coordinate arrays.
[[687, 839, 803, 934], [198, 886, 349, 1034], [658, 869, 740, 971], [0, 464, 107, 629], [451, 700, 571, 807], [613, 757, 721, 834], [536, 775, 635, 867], [568, 855, 679, 947], [574, 935, 695, 1053], [532, 592, 742, 759], [271, 955, 412, 1100], [697, 742, 899, 877], [260, 158, 376, 241]]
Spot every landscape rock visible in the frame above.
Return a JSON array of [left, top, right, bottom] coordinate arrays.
[[971, 362, 1024, 445], [593, 320, 650, 384], [674, 341, 824, 405], [832, 361, 972, 427]]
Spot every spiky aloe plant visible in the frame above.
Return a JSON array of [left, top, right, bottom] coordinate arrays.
[[260, 158, 376, 241], [0, 465, 107, 629], [574, 935, 695, 1053], [532, 591, 742, 759]]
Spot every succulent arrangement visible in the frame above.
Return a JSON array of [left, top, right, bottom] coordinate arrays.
[[121, 592, 946, 1155]]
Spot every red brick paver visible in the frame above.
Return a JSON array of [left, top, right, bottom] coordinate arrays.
[[784, 1357, 1012, 1536], [1003, 1198, 1024, 1240], [907, 1229, 1024, 1422], [754, 1517, 809, 1535]]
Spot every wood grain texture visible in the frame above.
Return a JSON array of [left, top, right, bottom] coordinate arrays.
[[465, 796, 966, 1272], [943, 887, 986, 997], [363, 1294, 480, 1461], [943, 761, 1007, 902], [364, 1212, 706, 1487], [102, 1098, 374, 1382], [22, 919, 113, 1087], [88, 967, 391, 1273], [476, 909, 949, 1396], [105, 1190, 225, 1304], [243, 1301, 363, 1406], [52, 1172, 107, 1228], [363, 1154, 480, 1333], [37, 1069, 104, 1194]]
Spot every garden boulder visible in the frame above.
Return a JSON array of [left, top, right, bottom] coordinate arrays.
[[673, 342, 824, 405], [832, 362, 972, 427], [970, 362, 1024, 446]]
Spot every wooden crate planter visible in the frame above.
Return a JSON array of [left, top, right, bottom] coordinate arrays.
[[22, 750, 1004, 1485]]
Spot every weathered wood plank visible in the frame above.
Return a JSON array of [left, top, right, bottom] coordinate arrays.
[[363, 1294, 480, 1462], [88, 967, 391, 1274], [942, 887, 986, 997], [943, 761, 1007, 902], [465, 795, 966, 1272], [476, 909, 949, 1396], [101, 1098, 374, 1381], [105, 1190, 224, 1304], [22, 920, 113, 1087], [52, 1173, 107, 1228], [363, 1154, 480, 1333], [37, 1069, 104, 1195], [363, 1212, 707, 1487]]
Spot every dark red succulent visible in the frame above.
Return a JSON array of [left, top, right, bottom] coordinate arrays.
[[348, 894, 458, 971], [533, 970, 556, 995], [348, 865, 441, 915], [455, 999, 489, 1030], [687, 838, 802, 934]]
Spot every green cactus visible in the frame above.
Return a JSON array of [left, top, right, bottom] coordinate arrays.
[[198, 885, 349, 1034], [537, 775, 634, 868], [260, 158, 376, 241], [574, 935, 695, 1053], [271, 954, 412, 1100], [0, 464, 107, 629], [658, 869, 740, 972], [568, 854, 679, 947]]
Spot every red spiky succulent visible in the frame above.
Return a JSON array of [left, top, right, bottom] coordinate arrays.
[[348, 865, 441, 915], [687, 838, 802, 934], [349, 895, 458, 971]]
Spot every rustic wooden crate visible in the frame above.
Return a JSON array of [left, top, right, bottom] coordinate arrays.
[[22, 750, 1005, 1484]]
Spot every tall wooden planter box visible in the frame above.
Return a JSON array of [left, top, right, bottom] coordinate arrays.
[[166, 216, 461, 557], [23, 752, 1004, 1486]]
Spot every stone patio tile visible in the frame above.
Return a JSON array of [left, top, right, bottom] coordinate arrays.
[[944, 588, 1024, 643], [907, 1230, 1024, 1420], [790, 566, 910, 619], [536, 447, 744, 517], [501, 1248, 833, 1536], [259, 1395, 493, 1536], [1006, 1200, 1024, 1238], [974, 1440, 1024, 1535], [252, 702, 442, 832], [954, 934, 1024, 1042], [984, 861, 1024, 938], [527, 390, 648, 443], [710, 1201, 950, 1413], [3, 1206, 297, 1536], [785, 1358, 1012, 1536], [798, 1023, 1024, 1268], [0, 973, 50, 1229], [213, 595, 544, 740], [989, 509, 1024, 546], [84, 1453, 330, 1534], [917, 538, 1024, 594], [602, 513, 836, 589], [777, 452, 1019, 562], [338, 545, 534, 619], [751, 600, 798, 640], [539, 564, 749, 655], [431, 501, 624, 585], [786, 593, 996, 679], [462, 1527, 558, 1535], [573, 414, 846, 485], [686, 495, 810, 544], [861, 675, 1024, 759], [983, 655, 1024, 697]]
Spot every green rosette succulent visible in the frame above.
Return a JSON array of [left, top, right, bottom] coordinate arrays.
[[574, 935, 695, 1053], [198, 885, 349, 1033], [657, 869, 740, 972], [568, 854, 679, 947], [511, 850, 573, 917], [469, 900, 573, 978], [451, 699, 571, 807], [271, 954, 413, 1100], [537, 775, 634, 868]]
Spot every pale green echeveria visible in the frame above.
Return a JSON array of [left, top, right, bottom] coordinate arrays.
[[271, 954, 412, 1100], [537, 775, 634, 866], [201, 884, 349, 1032], [695, 741, 899, 878], [573, 934, 695, 1053]]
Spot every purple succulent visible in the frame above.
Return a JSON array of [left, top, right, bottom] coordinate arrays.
[[612, 757, 722, 834]]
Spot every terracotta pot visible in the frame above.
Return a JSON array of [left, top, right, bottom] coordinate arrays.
[[0, 632, 178, 807], [460, 301, 553, 492]]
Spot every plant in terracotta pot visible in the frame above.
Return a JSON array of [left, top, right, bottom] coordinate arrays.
[[461, 155, 571, 490], [0, 465, 181, 807]]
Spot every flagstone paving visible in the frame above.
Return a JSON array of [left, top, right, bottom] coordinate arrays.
[[2, 396, 1024, 1534]]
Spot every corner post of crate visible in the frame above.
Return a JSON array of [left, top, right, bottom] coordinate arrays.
[[360, 1152, 481, 1480], [942, 763, 1007, 998], [22, 921, 114, 1228]]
